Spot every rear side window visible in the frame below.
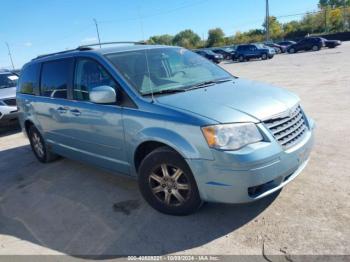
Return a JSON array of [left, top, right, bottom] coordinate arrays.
[[18, 64, 40, 95], [40, 59, 71, 99]]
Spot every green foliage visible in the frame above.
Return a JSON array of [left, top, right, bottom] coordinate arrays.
[[147, 4, 350, 49], [207, 28, 225, 47], [173, 29, 201, 49], [148, 34, 174, 45], [263, 16, 284, 39], [319, 0, 350, 8]]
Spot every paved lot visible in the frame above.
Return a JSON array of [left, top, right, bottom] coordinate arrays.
[[0, 42, 349, 259]]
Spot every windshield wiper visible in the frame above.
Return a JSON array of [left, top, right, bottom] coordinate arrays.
[[185, 78, 232, 91], [143, 88, 186, 96], [142, 78, 233, 96]]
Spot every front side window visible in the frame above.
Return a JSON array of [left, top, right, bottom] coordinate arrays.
[[41, 59, 71, 99], [73, 59, 117, 101], [106, 47, 232, 96], [0, 73, 18, 89]]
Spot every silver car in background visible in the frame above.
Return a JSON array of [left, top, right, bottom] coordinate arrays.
[[0, 70, 19, 125]]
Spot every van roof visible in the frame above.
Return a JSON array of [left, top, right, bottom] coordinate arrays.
[[31, 43, 177, 63]]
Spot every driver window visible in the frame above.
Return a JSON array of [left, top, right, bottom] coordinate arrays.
[[74, 59, 117, 101]]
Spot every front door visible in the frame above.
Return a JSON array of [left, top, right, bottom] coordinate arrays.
[[59, 58, 129, 174]]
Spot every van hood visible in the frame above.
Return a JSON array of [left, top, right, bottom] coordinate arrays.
[[156, 78, 300, 123], [0, 87, 16, 99]]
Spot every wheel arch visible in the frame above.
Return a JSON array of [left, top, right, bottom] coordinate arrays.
[[134, 141, 179, 173], [131, 127, 212, 175], [24, 119, 35, 135]]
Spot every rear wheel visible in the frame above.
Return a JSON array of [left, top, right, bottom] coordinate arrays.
[[238, 55, 245, 62], [288, 47, 296, 54], [138, 147, 202, 215], [28, 125, 58, 163], [312, 45, 320, 51]]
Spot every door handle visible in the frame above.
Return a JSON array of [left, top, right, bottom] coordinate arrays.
[[57, 106, 69, 113], [70, 109, 81, 116]]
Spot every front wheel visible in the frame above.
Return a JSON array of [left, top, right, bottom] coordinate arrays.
[[312, 45, 320, 51], [138, 147, 202, 215], [261, 53, 268, 60], [288, 47, 296, 54], [238, 55, 245, 62]]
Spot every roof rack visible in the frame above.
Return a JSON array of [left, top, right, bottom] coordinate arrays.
[[33, 48, 81, 60], [33, 41, 146, 61], [77, 41, 146, 49]]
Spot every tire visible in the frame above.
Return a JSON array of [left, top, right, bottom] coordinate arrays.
[[288, 47, 295, 54], [261, 53, 268, 60], [28, 125, 58, 163], [138, 147, 202, 215], [312, 45, 320, 51], [238, 55, 245, 62]]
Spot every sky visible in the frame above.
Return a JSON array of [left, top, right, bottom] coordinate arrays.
[[0, 0, 319, 68]]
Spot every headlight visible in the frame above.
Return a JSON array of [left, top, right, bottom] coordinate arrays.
[[201, 123, 263, 150]]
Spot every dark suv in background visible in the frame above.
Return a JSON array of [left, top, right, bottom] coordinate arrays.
[[287, 37, 324, 53], [235, 44, 275, 62]]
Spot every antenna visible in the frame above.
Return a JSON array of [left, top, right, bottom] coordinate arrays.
[[93, 18, 102, 48], [5, 42, 15, 70], [138, 6, 155, 103]]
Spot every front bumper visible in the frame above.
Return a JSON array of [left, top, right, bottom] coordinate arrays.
[[0, 105, 19, 124], [187, 118, 315, 204]]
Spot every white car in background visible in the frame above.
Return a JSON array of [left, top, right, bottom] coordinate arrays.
[[0, 70, 19, 125]]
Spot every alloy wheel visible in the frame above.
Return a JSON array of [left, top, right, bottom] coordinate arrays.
[[32, 132, 44, 158], [149, 164, 191, 206]]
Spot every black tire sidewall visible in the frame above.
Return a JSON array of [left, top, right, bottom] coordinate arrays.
[[138, 147, 202, 215], [28, 126, 47, 163]]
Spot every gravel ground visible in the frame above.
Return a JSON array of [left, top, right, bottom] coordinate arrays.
[[0, 42, 349, 259]]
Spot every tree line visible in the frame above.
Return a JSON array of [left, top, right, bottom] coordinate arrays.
[[147, 0, 350, 48]]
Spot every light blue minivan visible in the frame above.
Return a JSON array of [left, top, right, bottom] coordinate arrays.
[[17, 42, 314, 215]]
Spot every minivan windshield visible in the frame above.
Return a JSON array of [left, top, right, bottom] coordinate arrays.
[[0, 73, 18, 89], [106, 47, 232, 96]]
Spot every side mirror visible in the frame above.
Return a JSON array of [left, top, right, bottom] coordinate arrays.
[[89, 86, 116, 104]]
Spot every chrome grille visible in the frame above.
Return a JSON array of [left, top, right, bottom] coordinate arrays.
[[3, 98, 16, 106], [264, 106, 308, 149]]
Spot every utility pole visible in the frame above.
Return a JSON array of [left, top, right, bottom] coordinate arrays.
[[265, 0, 270, 42], [324, 7, 328, 33], [93, 18, 102, 48], [343, 0, 347, 31], [5, 42, 15, 70]]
